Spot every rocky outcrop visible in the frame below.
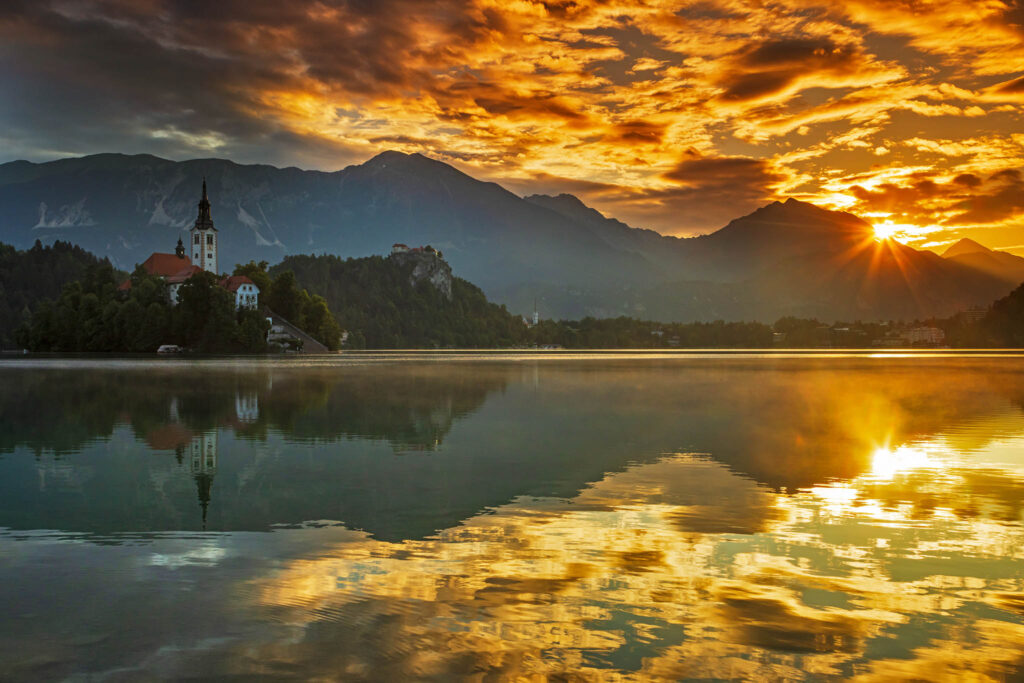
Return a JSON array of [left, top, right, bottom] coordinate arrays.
[[389, 247, 452, 299]]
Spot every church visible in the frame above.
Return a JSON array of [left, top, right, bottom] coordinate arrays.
[[121, 179, 259, 308]]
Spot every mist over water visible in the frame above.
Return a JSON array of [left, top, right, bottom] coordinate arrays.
[[2, 354, 1024, 680]]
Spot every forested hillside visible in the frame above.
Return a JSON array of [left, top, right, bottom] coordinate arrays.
[[272, 254, 529, 348], [982, 282, 1024, 346], [0, 240, 112, 348]]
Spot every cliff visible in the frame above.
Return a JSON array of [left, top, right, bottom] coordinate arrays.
[[389, 247, 453, 299]]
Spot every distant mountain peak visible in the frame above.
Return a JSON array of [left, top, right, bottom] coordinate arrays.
[[524, 193, 603, 218], [363, 149, 415, 166], [718, 198, 872, 240], [942, 237, 991, 258], [548, 193, 590, 208], [363, 150, 437, 167]]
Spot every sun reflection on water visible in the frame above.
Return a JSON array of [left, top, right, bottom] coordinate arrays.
[[870, 444, 938, 480], [242, 442, 1024, 680]]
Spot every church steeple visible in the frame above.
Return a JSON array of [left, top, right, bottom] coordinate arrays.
[[175, 237, 186, 259], [190, 177, 219, 274], [194, 177, 215, 231]]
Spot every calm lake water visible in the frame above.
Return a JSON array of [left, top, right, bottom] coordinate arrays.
[[2, 353, 1024, 681]]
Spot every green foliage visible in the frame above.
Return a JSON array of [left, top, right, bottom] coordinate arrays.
[[982, 282, 1024, 346], [0, 240, 113, 349], [529, 317, 774, 348], [233, 260, 272, 293], [272, 254, 529, 349], [18, 263, 269, 353], [266, 270, 306, 324]]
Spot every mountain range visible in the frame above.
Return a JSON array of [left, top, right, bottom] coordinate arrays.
[[0, 151, 1020, 322]]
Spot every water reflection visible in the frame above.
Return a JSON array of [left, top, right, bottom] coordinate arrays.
[[1, 356, 1024, 680]]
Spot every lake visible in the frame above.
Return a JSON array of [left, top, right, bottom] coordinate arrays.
[[1, 352, 1023, 681]]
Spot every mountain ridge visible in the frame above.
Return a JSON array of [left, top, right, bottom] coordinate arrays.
[[0, 151, 1018, 322]]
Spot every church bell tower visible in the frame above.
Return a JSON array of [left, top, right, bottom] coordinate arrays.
[[190, 178, 218, 274]]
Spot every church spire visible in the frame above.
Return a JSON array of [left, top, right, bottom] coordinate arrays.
[[194, 176, 215, 231], [195, 472, 213, 530]]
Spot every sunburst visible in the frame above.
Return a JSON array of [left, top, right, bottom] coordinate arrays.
[[873, 221, 898, 241]]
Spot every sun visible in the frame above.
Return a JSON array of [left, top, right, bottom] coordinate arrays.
[[873, 220, 898, 241]]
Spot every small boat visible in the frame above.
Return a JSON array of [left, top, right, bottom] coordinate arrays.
[[156, 344, 183, 354]]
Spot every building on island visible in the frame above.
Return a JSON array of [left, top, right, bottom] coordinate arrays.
[[121, 179, 258, 308], [220, 275, 259, 309]]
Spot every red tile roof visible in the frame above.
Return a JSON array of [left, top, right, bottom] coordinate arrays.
[[219, 275, 256, 293], [141, 252, 192, 277], [120, 252, 199, 290], [167, 265, 202, 284]]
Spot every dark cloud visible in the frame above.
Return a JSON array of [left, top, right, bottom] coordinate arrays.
[[606, 119, 665, 144], [741, 38, 849, 67], [849, 179, 944, 213], [719, 71, 796, 102], [954, 173, 983, 187], [716, 37, 875, 102], [995, 75, 1024, 94], [848, 169, 1024, 228], [948, 171, 1024, 225], [662, 152, 784, 191]]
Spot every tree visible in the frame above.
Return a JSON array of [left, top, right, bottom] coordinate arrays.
[[266, 270, 307, 325], [175, 271, 237, 352], [233, 260, 272, 294]]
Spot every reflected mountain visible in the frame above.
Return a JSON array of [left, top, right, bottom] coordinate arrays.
[[1, 357, 1023, 541]]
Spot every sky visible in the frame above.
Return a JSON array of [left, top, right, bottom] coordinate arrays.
[[1, 0, 1023, 250]]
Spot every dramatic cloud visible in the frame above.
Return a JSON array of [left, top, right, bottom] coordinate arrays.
[[0, 0, 1022, 243]]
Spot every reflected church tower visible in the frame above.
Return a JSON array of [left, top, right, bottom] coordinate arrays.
[[189, 432, 218, 529]]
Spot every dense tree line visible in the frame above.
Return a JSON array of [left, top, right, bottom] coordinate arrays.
[[0, 240, 111, 348], [977, 281, 1024, 346], [16, 263, 269, 353], [529, 317, 774, 348], [273, 254, 529, 348]]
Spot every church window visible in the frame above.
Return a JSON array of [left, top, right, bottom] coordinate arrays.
[[194, 234, 200, 244], [206, 234, 214, 245]]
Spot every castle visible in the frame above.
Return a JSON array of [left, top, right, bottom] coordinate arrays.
[[122, 180, 259, 308]]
